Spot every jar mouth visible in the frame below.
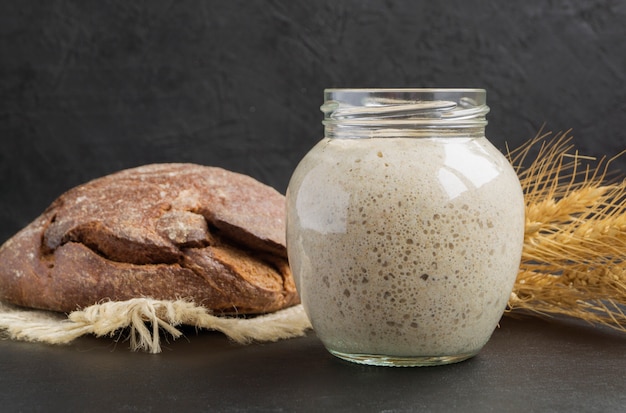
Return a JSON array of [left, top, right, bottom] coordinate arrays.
[[321, 88, 488, 128]]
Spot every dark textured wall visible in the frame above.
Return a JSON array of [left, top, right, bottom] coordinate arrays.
[[1, 0, 625, 243]]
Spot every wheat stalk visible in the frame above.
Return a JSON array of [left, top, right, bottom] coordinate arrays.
[[505, 128, 626, 332]]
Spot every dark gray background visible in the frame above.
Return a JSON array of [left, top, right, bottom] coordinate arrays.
[[1, 0, 625, 244]]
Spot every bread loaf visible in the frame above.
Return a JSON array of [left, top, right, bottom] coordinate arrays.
[[0, 163, 299, 314]]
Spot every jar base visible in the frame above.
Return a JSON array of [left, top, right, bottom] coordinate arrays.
[[328, 349, 478, 367]]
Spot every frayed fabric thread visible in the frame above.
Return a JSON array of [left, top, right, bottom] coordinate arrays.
[[0, 299, 312, 353]]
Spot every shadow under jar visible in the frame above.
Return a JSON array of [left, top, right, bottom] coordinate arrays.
[[286, 89, 525, 367]]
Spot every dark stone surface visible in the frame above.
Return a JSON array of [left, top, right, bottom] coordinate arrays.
[[1, 0, 625, 244], [0, 316, 624, 412]]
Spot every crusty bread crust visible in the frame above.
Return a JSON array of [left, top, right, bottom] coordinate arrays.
[[0, 163, 299, 314]]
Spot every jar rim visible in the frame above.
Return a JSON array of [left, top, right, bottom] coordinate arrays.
[[321, 88, 489, 130], [324, 88, 485, 93]]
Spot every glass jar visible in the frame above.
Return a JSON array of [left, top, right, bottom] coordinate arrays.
[[286, 89, 525, 367]]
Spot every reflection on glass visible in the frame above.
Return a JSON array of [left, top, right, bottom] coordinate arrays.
[[438, 141, 500, 200], [296, 164, 349, 234]]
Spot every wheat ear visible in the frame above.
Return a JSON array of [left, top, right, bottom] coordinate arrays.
[[505, 128, 626, 332]]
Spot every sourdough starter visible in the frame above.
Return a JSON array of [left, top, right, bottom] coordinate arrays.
[[286, 136, 525, 361]]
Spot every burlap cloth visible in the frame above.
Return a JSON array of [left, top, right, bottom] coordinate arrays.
[[0, 298, 312, 353]]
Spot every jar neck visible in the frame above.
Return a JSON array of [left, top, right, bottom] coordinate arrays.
[[321, 88, 488, 139]]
